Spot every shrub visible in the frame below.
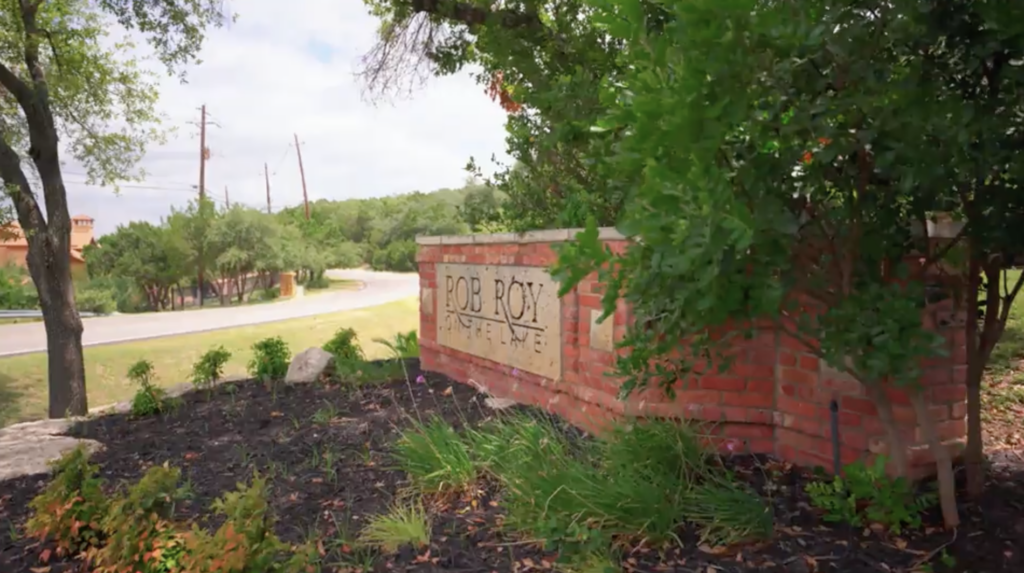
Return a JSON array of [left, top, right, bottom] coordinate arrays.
[[323, 327, 364, 363], [25, 445, 108, 558], [305, 274, 331, 289], [0, 263, 38, 309], [373, 330, 419, 360], [190, 346, 232, 396], [255, 286, 280, 301], [466, 415, 773, 557], [127, 359, 168, 417], [358, 502, 431, 553], [74, 283, 117, 314], [333, 359, 403, 386], [83, 276, 147, 313], [806, 456, 936, 534], [180, 472, 312, 573], [248, 336, 290, 382], [393, 417, 476, 495], [90, 463, 190, 573]]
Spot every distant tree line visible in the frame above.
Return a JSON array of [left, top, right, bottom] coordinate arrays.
[[0, 179, 508, 314]]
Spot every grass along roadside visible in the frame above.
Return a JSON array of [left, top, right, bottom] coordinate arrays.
[[306, 278, 362, 295], [0, 279, 361, 323], [0, 297, 418, 427]]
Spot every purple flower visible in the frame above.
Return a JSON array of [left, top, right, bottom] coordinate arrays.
[[511, 368, 520, 377], [415, 375, 426, 385]]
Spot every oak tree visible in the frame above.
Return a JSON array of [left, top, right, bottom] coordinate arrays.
[[0, 0, 226, 417]]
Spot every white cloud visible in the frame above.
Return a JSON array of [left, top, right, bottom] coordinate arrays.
[[62, 0, 511, 236]]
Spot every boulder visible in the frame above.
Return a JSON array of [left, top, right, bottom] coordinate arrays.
[[285, 347, 335, 384]]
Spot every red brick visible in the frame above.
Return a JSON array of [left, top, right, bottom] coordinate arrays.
[[842, 396, 877, 416], [798, 355, 820, 371], [930, 384, 967, 403], [732, 362, 775, 379], [699, 376, 746, 391], [780, 367, 818, 386], [747, 347, 778, 365], [777, 395, 826, 419], [722, 392, 774, 408], [746, 379, 775, 394]]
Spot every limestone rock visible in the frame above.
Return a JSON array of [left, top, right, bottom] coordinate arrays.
[[484, 397, 518, 410], [0, 419, 104, 481], [285, 347, 335, 384]]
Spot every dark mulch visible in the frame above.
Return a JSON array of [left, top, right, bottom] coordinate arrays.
[[0, 359, 1021, 573]]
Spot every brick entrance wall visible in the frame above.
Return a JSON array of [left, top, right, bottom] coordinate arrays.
[[415, 228, 967, 475]]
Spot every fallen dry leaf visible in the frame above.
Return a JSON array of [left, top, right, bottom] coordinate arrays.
[[698, 544, 729, 555]]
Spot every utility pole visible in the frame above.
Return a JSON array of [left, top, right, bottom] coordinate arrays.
[[294, 133, 310, 220], [197, 104, 208, 307], [224, 185, 230, 208], [264, 162, 272, 214]]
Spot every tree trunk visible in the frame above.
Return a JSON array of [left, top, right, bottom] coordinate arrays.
[[865, 383, 910, 477], [38, 273, 87, 418], [910, 390, 959, 528], [236, 273, 247, 303], [963, 249, 984, 497], [965, 379, 984, 496], [218, 277, 228, 306]]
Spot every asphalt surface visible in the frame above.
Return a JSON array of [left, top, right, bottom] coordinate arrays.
[[0, 269, 419, 358]]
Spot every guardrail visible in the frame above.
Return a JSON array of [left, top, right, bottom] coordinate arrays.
[[0, 310, 99, 319]]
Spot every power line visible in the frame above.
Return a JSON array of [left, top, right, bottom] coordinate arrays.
[[61, 170, 198, 189], [269, 143, 291, 177]]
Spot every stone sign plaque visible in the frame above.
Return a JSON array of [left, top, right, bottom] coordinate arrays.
[[436, 263, 561, 379]]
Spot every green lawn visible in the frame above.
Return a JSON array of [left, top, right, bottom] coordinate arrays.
[[0, 297, 419, 427]]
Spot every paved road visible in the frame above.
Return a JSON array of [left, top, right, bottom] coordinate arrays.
[[0, 269, 419, 358]]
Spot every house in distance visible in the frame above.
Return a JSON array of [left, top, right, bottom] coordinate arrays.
[[0, 214, 97, 279]]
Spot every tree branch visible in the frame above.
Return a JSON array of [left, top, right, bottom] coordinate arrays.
[[0, 61, 34, 111], [408, 0, 544, 30], [16, 0, 70, 238], [0, 117, 48, 241]]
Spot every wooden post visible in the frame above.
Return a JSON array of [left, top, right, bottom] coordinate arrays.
[[294, 133, 310, 220], [264, 162, 272, 214], [197, 104, 207, 307]]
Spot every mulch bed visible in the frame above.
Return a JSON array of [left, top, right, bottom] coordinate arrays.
[[0, 359, 1021, 573]]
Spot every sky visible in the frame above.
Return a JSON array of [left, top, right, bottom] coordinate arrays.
[[60, 0, 511, 237]]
